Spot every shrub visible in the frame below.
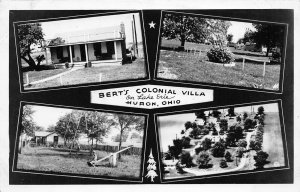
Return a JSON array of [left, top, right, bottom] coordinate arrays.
[[220, 159, 228, 168], [257, 106, 265, 115], [249, 140, 262, 151], [219, 119, 228, 132], [190, 127, 201, 138], [182, 137, 191, 148], [207, 47, 234, 64], [212, 127, 218, 135], [235, 147, 245, 158], [65, 62, 69, 68], [179, 151, 193, 168], [254, 151, 269, 169], [236, 116, 242, 122], [212, 110, 221, 118], [87, 61, 92, 67], [195, 146, 204, 155], [184, 121, 193, 130], [211, 141, 226, 157], [237, 139, 247, 148], [243, 112, 248, 120], [197, 151, 211, 168], [244, 118, 254, 131], [271, 51, 281, 63], [226, 131, 236, 147], [201, 128, 210, 135], [201, 138, 212, 151], [224, 151, 232, 162]]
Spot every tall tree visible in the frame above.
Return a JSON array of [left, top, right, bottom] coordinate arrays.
[[245, 24, 285, 56], [21, 105, 36, 136], [162, 13, 231, 48], [227, 34, 233, 43], [17, 23, 45, 70], [112, 114, 145, 159]]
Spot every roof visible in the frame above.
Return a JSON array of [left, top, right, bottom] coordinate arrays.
[[34, 131, 54, 137], [46, 25, 125, 47]]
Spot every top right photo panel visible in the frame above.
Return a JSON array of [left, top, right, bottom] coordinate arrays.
[[156, 11, 288, 92]]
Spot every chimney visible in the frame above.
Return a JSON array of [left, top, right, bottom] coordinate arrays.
[[120, 22, 125, 38]]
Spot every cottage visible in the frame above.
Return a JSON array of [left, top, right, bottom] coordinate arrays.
[[45, 23, 127, 67], [34, 131, 64, 146]]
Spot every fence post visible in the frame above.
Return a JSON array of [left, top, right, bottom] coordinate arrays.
[[263, 62, 266, 77], [242, 58, 245, 71]]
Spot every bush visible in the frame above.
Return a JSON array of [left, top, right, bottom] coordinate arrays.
[[182, 137, 191, 148], [65, 62, 69, 68], [254, 150, 269, 169], [201, 138, 212, 151], [212, 127, 218, 135], [220, 159, 228, 168], [244, 118, 254, 131], [219, 119, 228, 132], [237, 139, 247, 148], [235, 147, 245, 158], [249, 140, 262, 151], [201, 128, 210, 135], [179, 151, 193, 168], [184, 121, 193, 130], [197, 151, 211, 168], [224, 151, 232, 162], [207, 47, 234, 64], [211, 141, 226, 157]]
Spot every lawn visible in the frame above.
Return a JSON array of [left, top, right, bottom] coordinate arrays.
[[157, 40, 281, 91], [17, 146, 142, 180], [262, 112, 285, 168], [23, 58, 147, 90]]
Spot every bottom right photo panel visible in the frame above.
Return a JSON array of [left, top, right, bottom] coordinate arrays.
[[157, 101, 288, 181]]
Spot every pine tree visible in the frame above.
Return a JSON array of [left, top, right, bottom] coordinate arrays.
[[145, 149, 158, 182]]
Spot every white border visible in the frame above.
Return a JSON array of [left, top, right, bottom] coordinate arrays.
[[154, 99, 290, 183], [154, 10, 289, 94], [13, 10, 151, 94], [12, 101, 149, 183]]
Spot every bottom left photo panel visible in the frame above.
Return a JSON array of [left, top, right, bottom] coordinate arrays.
[[13, 102, 147, 182]]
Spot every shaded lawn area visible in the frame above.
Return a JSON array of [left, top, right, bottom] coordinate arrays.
[[24, 58, 147, 90], [17, 146, 142, 179], [157, 49, 280, 91], [262, 112, 285, 168]]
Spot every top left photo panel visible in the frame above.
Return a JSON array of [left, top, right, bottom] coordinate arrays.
[[13, 11, 149, 92]]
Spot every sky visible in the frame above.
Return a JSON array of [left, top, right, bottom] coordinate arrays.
[[158, 102, 279, 152], [227, 21, 256, 43], [39, 12, 143, 46]]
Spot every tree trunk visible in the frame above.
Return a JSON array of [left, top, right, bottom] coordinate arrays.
[[266, 47, 269, 57], [118, 129, 123, 160], [22, 53, 37, 70], [180, 35, 185, 47]]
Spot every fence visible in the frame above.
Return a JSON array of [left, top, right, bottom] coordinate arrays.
[[242, 57, 270, 77]]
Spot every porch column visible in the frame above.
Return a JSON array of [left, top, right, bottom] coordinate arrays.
[[69, 45, 73, 64], [85, 44, 89, 63], [114, 41, 117, 61]]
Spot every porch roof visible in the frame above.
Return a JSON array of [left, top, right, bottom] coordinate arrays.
[[45, 25, 125, 47], [34, 131, 54, 137]]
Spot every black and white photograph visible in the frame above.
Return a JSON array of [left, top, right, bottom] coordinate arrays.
[[156, 11, 287, 92], [157, 101, 287, 180], [14, 103, 146, 181], [15, 12, 148, 91]]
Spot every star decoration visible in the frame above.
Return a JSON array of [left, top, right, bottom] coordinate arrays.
[[149, 21, 156, 29]]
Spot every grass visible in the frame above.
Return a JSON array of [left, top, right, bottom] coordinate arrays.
[[23, 58, 147, 90], [17, 146, 142, 180], [262, 112, 285, 168], [158, 40, 281, 91]]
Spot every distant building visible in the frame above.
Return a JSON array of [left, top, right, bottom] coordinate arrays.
[[34, 131, 64, 145]]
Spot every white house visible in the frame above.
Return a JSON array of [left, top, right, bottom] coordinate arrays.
[[34, 131, 64, 145], [45, 23, 127, 67]]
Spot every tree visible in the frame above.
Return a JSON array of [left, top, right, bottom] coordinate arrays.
[[211, 141, 226, 157], [236, 116, 241, 123], [227, 107, 235, 117], [195, 110, 206, 121], [84, 111, 111, 150], [237, 139, 247, 148], [145, 149, 157, 182], [168, 139, 183, 158], [224, 151, 232, 162], [197, 151, 211, 168], [17, 23, 45, 70], [243, 112, 248, 120], [21, 105, 36, 136], [201, 138, 212, 151], [212, 110, 221, 118], [254, 151, 269, 169], [246, 24, 285, 57], [257, 106, 265, 115], [244, 118, 254, 132], [227, 34, 233, 43], [112, 114, 145, 159], [235, 147, 245, 158], [220, 159, 228, 168], [219, 119, 228, 132], [179, 151, 193, 168], [249, 140, 262, 151], [184, 121, 192, 130], [162, 13, 231, 49]]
